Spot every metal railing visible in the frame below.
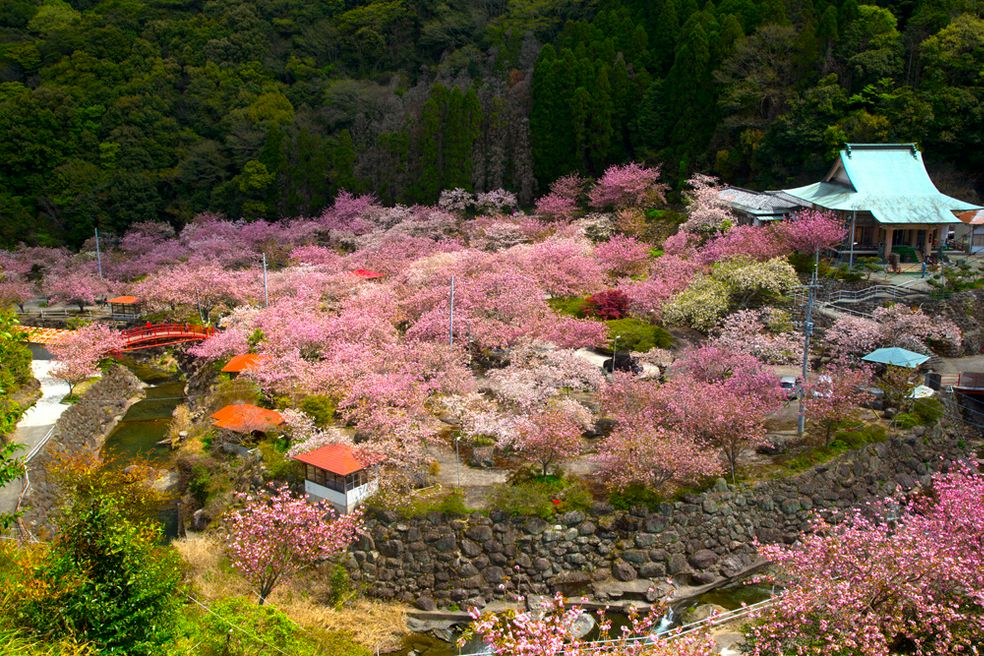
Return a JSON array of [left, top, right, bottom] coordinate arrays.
[[825, 284, 926, 304]]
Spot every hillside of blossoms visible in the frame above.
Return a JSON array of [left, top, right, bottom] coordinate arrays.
[[0, 163, 981, 655]]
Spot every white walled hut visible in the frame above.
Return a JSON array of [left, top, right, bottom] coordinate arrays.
[[292, 443, 381, 514]]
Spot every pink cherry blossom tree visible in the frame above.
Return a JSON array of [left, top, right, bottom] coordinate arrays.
[[0, 278, 33, 312], [776, 208, 847, 255], [588, 163, 667, 210], [699, 224, 789, 263], [224, 484, 364, 605], [710, 309, 801, 365], [749, 467, 984, 656], [680, 173, 735, 235], [49, 323, 125, 394], [501, 401, 591, 476], [463, 592, 716, 656], [534, 173, 587, 221], [595, 423, 721, 495], [595, 235, 651, 277], [44, 269, 110, 311], [802, 363, 874, 445]]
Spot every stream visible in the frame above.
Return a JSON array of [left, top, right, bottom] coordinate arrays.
[[101, 356, 186, 538], [387, 580, 773, 656]]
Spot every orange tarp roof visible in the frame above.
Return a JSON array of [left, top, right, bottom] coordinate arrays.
[[292, 443, 379, 476], [211, 404, 283, 433], [221, 353, 269, 373], [24, 327, 72, 345], [107, 295, 141, 304]]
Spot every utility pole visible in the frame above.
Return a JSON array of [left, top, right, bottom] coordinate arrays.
[[261, 253, 269, 307], [848, 210, 856, 270], [449, 275, 455, 346], [797, 250, 820, 436], [95, 227, 104, 280]]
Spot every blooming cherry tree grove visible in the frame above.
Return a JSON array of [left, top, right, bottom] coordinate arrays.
[[588, 163, 667, 210], [224, 484, 363, 605], [749, 467, 984, 656]]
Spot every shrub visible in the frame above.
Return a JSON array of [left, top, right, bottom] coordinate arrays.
[[258, 440, 301, 483], [893, 412, 919, 429], [548, 296, 588, 317], [609, 482, 664, 511], [605, 318, 673, 352], [585, 289, 630, 319], [487, 476, 592, 519], [912, 397, 944, 425], [210, 378, 261, 409], [299, 395, 336, 428]]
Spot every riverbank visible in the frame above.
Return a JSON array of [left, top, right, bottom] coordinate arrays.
[[18, 365, 144, 535]]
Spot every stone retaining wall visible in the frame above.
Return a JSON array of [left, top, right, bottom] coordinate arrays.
[[20, 365, 144, 532], [347, 429, 968, 610]]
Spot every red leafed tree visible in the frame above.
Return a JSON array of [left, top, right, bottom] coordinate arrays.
[[802, 363, 874, 445], [224, 484, 363, 605], [585, 289, 629, 320], [49, 323, 126, 394]]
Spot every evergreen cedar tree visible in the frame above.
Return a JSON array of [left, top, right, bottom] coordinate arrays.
[[0, 1, 981, 247]]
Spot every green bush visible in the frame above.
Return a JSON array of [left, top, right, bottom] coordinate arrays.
[[188, 463, 213, 506], [368, 488, 474, 519], [605, 318, 673, 352], [782, 424, 889, 472], [258, 440, 301, 483], [912, 398, 944, 425], [325, 563, 354, 608], [548, 296, 588, 317], [487, 476, 592, 519], [893, 412, 919, 429], [299, 395, 337, 428], [609, 482, 664, 511], [176, 597, 370, 656]]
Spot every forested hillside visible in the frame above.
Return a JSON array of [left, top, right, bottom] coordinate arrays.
[[1, 0, 981, 247]]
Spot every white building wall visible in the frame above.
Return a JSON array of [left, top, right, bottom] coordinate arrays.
[[304, 479, 378, 514]]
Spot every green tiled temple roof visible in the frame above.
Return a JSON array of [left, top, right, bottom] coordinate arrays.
[[781, 144, 981, 225]]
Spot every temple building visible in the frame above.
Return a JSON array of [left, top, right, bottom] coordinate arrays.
[[775, 143, 981, 263]]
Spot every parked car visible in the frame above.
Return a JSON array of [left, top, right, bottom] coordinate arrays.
[[779, 375, 800, 400]]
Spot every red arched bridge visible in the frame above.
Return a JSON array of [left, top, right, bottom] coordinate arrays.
[[120, 323, 215, 351]]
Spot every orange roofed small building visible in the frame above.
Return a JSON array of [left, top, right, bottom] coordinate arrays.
[[292, 443, 382, 513], [221, 353, 269, 374], [107, 295, 143, 323], [210, 404, 283, 435]]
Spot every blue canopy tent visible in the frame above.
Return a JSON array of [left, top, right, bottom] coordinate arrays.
[[861, 347, 930, 368]]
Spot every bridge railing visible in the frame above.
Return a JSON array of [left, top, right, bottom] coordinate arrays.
[[121, 323, 214, 341]]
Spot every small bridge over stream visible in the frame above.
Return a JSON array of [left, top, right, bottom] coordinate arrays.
[[119, 323, 214, 351]]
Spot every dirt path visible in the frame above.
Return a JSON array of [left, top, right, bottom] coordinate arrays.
[[426, 442, 508, 509]]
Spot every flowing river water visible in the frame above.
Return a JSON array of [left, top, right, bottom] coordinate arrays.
[[101, 356, 186, 538], [388, 580, 773, 655]]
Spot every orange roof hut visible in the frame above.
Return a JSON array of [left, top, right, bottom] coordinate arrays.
[[292, 443, 383, 513], [221, 353, 269, 374], [210, 404, 283, 434]]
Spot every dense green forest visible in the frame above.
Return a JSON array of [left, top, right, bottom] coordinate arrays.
[[1, 0, 981, 247]]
